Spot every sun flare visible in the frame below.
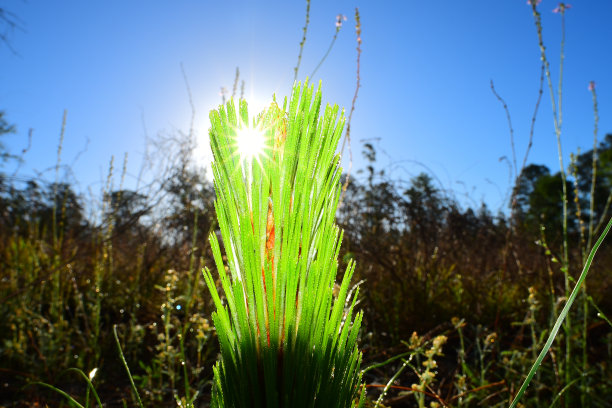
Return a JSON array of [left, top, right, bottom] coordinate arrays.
[[235, 126, 266, 162]]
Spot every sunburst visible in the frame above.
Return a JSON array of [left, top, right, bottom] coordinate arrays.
[[235, 125, 266, 163]]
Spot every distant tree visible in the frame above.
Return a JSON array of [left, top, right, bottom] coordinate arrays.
[[104, 189, 151, 237], [42, 182, 86, 237], [513, 135, 612, 240], [402, 173, 444, 239], [513, 164, 575, 239], [162, 166, 216, 246], [0, 178, 87, 238], [513, 164, 551, 215]]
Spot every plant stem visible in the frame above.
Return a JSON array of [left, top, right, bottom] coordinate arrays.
[[529, 5, 570, 403]]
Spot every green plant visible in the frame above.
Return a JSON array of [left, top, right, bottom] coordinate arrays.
[[406, 333, 448, 408], [28, 367, 103, 408], [203, 80, 365, 407]]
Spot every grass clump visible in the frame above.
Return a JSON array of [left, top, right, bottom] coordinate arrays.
[[204, 80, 365, 408]]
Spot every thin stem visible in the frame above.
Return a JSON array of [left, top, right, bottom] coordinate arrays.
[[29, 382, 85, 408], [293, 0, 311, 82], [490, 80, 517, 180], [113, 325, 144, 408], [558, 10, 571, 406], [588, 296, 612, 328], [587, 84, 599, 251], [65, 368, 104, 408], [180, 333, 191, 404], [340, 8, 362, 206], [530, 5, 568, 263], [529, 5, 571, 402], [50, 110, 67, 325], [548, 377, 582, 408], [231, 67, 240, 99], [310, 25, 341, 79], [557, 10, 565, 139], [521, 62, 545, 186], [373, 356, 413, 408], [362, 350, 414, 375], [53, 110, 67, 250]]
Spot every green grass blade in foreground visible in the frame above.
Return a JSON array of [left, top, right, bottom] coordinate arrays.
[[26, 368, 103, 408], [113, 325, 145, 408], [27, 381, 85, 408], [64, 368, 104, 408], [205, 80, 364, 407], [509, 215, 612, 408]]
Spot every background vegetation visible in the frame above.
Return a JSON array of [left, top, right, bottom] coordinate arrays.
[[1, 115, 611, 406]]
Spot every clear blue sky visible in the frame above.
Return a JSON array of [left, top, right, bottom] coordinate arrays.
[[2, 1, 611, 213]]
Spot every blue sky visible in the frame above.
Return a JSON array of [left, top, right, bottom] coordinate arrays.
[[2, 1, 611, 213]]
